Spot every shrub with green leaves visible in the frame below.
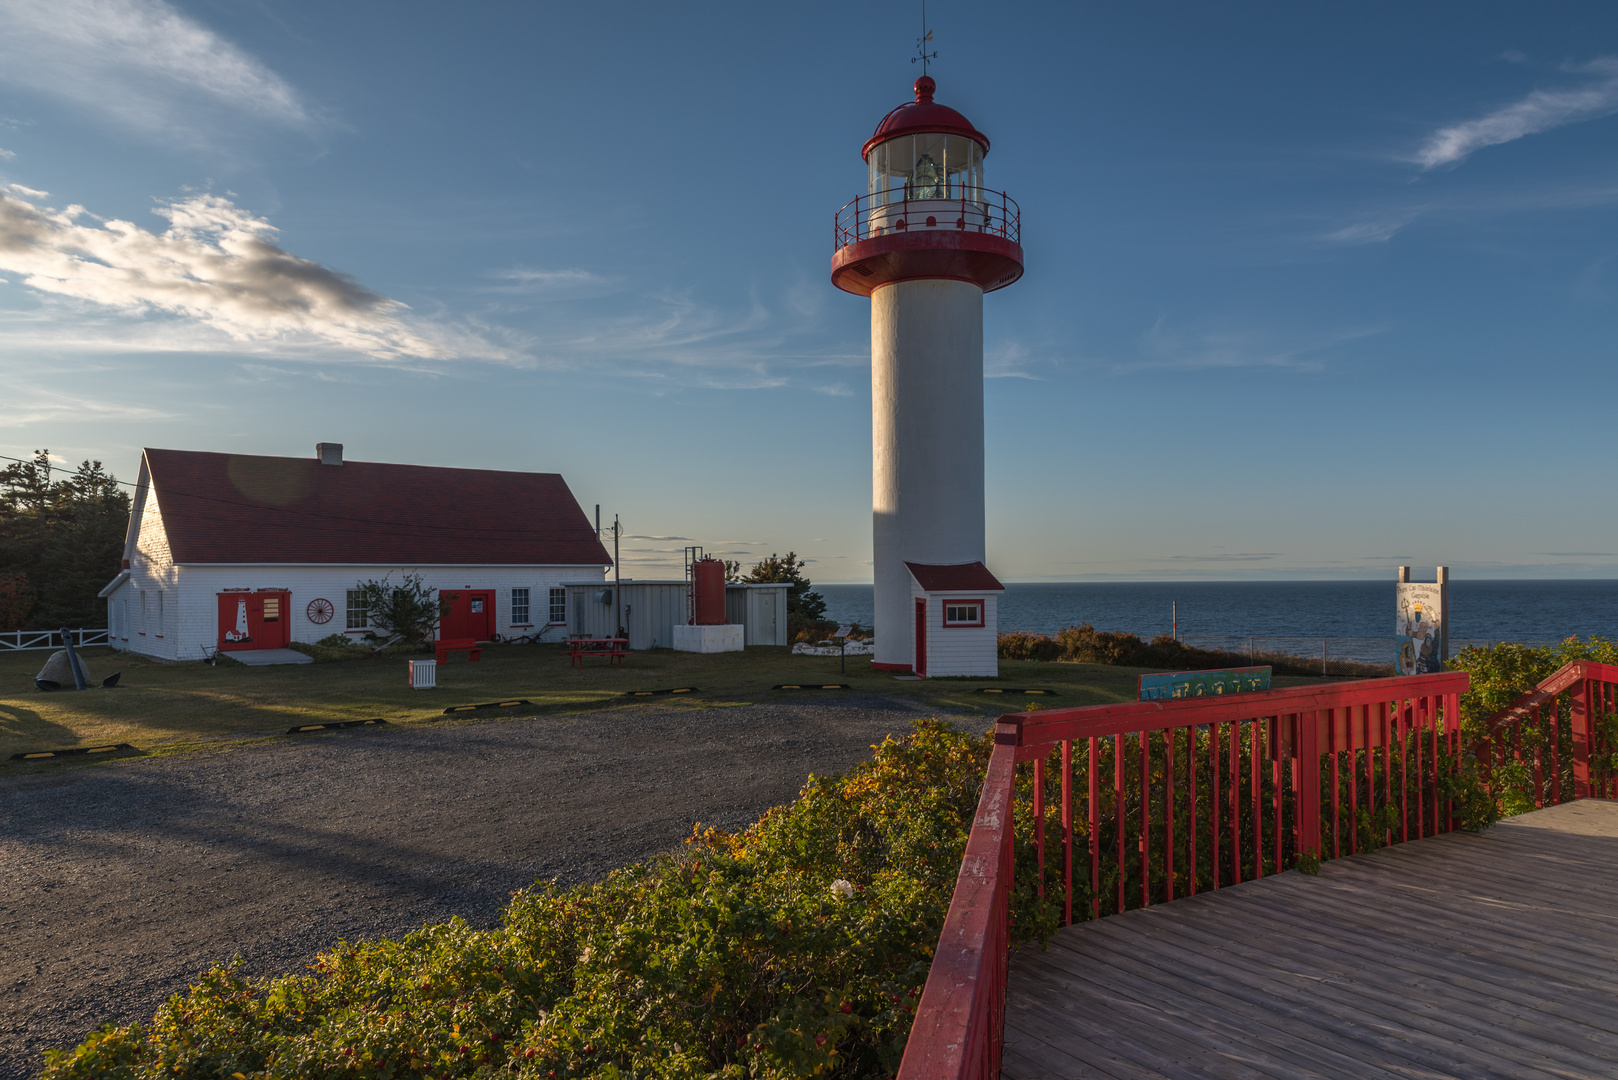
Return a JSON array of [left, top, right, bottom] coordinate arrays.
[[1447, 637, 1618, 817], [41, 720, 1062, 1080]]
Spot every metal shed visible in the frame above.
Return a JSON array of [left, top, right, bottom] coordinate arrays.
[[562, 581, 789, 650]]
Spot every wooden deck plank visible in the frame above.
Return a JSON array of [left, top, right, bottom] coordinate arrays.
[[1063, 916, 1569, 1080], [1024, 934, 1437, 1080], [1004, 800, 1618, 1080], [1186, 873, 1618, 1032], [1106, 898, 1618, 1078]]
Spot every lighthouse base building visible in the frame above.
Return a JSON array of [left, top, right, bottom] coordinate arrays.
[[832, 74, 1023, 678]]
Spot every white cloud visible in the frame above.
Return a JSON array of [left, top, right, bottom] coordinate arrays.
[[985, 340, 1046, 380], [0, 0, 313, 140], [0, 147, 13, 160], [1124, 319, 1387, 373], [1416, 57, 1618, 169], [1321, 208, 1426, 245], [0, 186, 489, 361]]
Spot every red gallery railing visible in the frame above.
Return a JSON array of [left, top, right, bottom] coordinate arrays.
[[897, 671, 1470, 1080], [1475, 659, 1618, 808], [834, 187, 1021, 250]]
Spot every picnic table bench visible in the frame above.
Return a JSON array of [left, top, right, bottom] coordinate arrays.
[[568, 637, 627, 668], [435, 638, 482, 663]]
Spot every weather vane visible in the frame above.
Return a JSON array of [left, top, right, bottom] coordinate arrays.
[[912, 2, 936, 74]]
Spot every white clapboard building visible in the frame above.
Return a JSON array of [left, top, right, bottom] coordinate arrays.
[[906, 561, 1004, 678], [99, 444, 610, 662]]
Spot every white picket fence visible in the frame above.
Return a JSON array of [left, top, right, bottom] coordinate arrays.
[[0, 628, 111, 651]]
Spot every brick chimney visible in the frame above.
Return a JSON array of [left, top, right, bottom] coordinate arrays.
[[316, 442, 344, 466]]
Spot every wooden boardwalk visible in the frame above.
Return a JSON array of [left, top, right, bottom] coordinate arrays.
[[1003, 800, 1618, 1079]]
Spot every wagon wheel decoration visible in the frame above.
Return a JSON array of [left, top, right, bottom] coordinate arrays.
[[306, 598, 335, 625]]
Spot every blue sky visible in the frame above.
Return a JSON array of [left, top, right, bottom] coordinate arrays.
[[2, 1, 1616, 582]]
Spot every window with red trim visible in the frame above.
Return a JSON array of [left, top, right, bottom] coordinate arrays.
[[943, 600, 985, 627]]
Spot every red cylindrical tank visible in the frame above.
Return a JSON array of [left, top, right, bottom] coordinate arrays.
[[693, 558, 727, 625]]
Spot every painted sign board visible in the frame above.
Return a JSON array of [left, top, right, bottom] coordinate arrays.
[[1138, 666, 1272, 702], [1396, 582, 1444, 675]]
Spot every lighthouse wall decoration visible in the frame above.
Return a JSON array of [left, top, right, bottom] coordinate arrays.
[[831, 70, 1023, 677]]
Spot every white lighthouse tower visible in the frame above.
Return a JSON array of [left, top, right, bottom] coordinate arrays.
[[832, 73, 1023, 677]]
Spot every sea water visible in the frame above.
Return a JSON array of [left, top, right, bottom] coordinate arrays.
[[818, 580, 1618, 664]]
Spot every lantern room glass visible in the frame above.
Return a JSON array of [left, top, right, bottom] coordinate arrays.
[[868, 133, 984, 206]]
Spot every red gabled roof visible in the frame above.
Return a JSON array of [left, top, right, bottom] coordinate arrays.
[[142, 449, 611, 567], [905, 561, 1005, 592]]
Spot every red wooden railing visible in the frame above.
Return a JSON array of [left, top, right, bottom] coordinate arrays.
[[897, 672, 1470, 1080], [834, 187, 1021, 250], [1475, 659, 1618, 807]]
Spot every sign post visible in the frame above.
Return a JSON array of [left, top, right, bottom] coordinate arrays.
[[1395, 566, 1449, 675]]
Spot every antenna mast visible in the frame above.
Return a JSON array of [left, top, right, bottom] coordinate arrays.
[[912, 1, 936, 74]]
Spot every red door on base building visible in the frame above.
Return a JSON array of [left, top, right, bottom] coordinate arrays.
[[217, 591, 291, 651], [914, 598, 928, 677], [439, 589, 496, 641]]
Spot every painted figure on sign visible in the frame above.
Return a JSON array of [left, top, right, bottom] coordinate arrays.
[[223, 598, 252, 643]]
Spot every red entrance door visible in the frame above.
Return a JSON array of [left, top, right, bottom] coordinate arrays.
[[217, 591, 291, 651], [440, 590, 496, 641], [914, 598, 928, 678]]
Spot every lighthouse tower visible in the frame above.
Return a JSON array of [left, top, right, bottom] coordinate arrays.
[[832, 74, 1023, 677]]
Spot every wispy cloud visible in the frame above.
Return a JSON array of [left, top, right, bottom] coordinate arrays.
[[1416, 57, 1618, 169], [0, 185, 508, 362], [1123, 319, 1386, 373], [0, 0, 316, 143], [985, 340, 1047, 380], [478, 266, 613, 296], [1321, 207, 1428, 245]]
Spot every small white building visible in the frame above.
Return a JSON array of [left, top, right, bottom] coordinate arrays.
[[562, 580, 789, 650], [906, 561, 1003, 678], [99, 444, 610, 662]]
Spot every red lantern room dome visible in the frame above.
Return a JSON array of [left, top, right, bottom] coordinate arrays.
[[831, 75, 1023, 298], [862, 75, 990, 161]]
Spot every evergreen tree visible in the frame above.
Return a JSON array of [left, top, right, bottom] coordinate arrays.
[[0, 450, 131, 629]]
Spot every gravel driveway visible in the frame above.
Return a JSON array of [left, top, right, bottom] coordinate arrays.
[[0, 696, 967, 1079]]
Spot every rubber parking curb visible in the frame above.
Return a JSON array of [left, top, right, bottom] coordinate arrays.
[[286, 718, 389, 734], [442, 699, 532, 714], [772, 683, 851, 690], [10, 743, 136, 761], [975, 688, 1058, 695], [622, 688, 699, 697]]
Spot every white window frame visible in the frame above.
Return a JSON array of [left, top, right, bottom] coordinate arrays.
[[346, 589, 369, 631], [511, 587, 531, 626], [942, 599, 985, 628], [548, 587, 566, 625]]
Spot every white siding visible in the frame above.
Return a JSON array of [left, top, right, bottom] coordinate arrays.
[[910, 580, 999, 678], [109, 563, 604, 662]]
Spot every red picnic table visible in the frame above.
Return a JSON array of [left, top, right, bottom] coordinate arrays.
[[568, 637, 628, 668]]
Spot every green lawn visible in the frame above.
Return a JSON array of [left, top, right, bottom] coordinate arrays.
[[0, 643, 1328, 766]]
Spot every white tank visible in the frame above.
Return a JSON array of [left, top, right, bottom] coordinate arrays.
[[871, 278, 985, 668]]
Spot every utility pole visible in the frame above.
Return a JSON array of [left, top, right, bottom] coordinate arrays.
[[614, 514, 623, 640]]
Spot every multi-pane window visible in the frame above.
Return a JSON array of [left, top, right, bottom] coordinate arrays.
[[943, 602, 983, 627], [262, 595, 280, 621], [346, 589, 368, 629], [156, 589, 165, 636], [549, 588, 566, 624], [511, 587, 530, 625]]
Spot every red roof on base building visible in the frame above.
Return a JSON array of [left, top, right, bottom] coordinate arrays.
[[905, 561, 1005, 592], [141, 448, 612, 566]]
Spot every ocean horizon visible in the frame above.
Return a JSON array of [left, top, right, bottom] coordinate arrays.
[[817, 580, 1618, 658]]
